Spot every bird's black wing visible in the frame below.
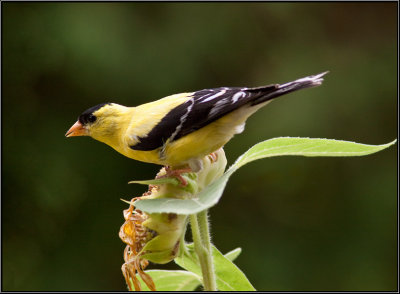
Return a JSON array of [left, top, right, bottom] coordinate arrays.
[[130, 85, 277, 151], [130, 72, 327, 151]]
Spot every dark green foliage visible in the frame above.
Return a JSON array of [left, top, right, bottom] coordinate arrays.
[[2, 2, 396, 291]]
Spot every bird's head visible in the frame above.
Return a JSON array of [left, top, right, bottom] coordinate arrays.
[[66, 103, 129, 143]]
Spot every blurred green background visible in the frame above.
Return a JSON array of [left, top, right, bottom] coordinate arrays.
[[2, 2, 397, 291]]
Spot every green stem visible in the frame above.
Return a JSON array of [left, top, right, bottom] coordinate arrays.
[[190, 211, 217, 291]]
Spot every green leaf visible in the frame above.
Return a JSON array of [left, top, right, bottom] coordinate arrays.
[[134, 169, 233, 215], [224, 247, 242, 262], [231, 137, 397, 170], [129, 177, 179, 186], [134, 137, 396, 214], [136, 270, 201, 291], [175, 243, 255, 291]]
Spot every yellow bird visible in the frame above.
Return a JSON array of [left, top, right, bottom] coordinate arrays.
[[66, 72, 327, 181]]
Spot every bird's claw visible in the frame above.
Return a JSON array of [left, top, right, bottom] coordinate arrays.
[[207, 152, 218, 163], [158, 151, 220, 186], [157, 166, 192, 186]]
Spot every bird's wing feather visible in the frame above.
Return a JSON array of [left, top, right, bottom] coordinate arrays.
[[130, 72, 327, 151], [130, 85, 277, 151]]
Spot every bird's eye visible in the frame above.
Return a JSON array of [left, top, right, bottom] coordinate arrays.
[[88, 114, 96, 123]]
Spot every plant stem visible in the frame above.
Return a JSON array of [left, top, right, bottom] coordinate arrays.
[[197, 210, 215, 288], [190, 211, 217, 291]]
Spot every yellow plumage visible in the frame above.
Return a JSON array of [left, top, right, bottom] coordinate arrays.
[[161, 104, 263, 167], [66, 72, 327, 172]]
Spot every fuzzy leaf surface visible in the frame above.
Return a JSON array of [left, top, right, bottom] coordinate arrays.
[[231, 137, 397, 170]]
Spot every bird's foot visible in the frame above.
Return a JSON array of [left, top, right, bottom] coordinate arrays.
[[157, 166, 192, 186], [207, 151, 219, 163]]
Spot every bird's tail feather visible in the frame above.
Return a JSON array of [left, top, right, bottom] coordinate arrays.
[[249, 71, 328, 106]]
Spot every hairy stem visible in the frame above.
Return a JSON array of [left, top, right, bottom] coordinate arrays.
[[190, 211, 217, 291]]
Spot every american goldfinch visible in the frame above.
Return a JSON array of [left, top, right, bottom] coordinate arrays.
[[66, 72, 327, 175]]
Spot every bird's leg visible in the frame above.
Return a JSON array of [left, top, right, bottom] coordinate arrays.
[[157, 166, 192, 186], [158, 150, 222, 186]]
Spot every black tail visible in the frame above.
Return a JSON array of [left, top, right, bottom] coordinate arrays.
[[249, 71, 328, 106]]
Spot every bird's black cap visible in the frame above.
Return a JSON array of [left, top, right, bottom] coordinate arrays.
[[78, 103, 111, 125]]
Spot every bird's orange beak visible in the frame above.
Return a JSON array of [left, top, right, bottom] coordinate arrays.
[[65, 121, 87, 137]]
